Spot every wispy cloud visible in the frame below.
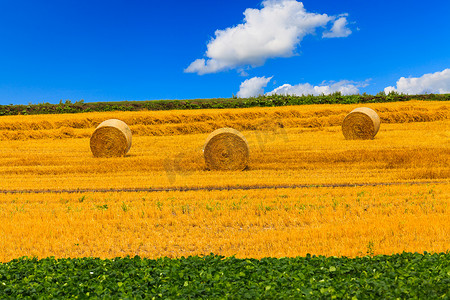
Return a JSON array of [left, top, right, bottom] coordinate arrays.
[[385, 68, 450, 94], [237, 76, 273, 98], [185, 0, 351, 75]]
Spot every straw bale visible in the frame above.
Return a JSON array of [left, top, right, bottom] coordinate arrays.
[[90, 119, 132, 157], [203, 128, 249, 171], [342, 107, 380, 140]]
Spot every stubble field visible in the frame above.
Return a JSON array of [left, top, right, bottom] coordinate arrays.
[[0, 100, 448, 262]]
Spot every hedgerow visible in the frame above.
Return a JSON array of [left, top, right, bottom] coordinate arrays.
[[1, 252, 448, 299], [1, 92, 449, 116]]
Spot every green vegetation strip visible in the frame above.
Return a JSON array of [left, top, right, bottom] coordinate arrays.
[[1, 93, 449, 116], [1, 253, 449, 299]]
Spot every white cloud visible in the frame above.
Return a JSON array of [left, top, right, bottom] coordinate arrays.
[[267, 80, 363, 96], [323, 16, 352, 38], [384, 69, 450, 94], [237, 76, 273, 98], [185, 0, 351, 75]]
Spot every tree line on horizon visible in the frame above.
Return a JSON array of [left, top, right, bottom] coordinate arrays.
[[1, 92, 449, 116]]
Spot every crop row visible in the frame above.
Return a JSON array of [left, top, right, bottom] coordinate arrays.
[[0, 92, 449, 116]]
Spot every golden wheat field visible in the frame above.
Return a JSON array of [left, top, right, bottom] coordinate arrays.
[[0, 100, 449, 261]]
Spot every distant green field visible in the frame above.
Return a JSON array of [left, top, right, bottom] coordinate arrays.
[[1, 93, 449, 116], [1, 253, 448, 299]]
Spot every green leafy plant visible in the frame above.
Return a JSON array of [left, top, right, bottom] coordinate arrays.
[[94, 204, 108, 211], [0, 252, 448, 299]]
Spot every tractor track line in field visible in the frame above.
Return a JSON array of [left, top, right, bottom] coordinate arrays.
[[0, 181, 447, 194]]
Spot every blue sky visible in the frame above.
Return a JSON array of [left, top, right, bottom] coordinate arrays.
[[1, 0, 449, 104]]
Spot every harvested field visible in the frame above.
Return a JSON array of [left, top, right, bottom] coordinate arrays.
[[0, 121, 447, 190], [0, 101, 448, 140], [0, 100, 448, 261], [0, 184, 448, 261]]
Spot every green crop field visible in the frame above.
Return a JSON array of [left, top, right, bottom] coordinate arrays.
[[1, 253, 449, 299]]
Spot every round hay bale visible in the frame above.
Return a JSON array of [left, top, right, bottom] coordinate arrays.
[[342, 107, 380, 140], [203, 128, 249, 171], [90, 119, 132, 157]]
